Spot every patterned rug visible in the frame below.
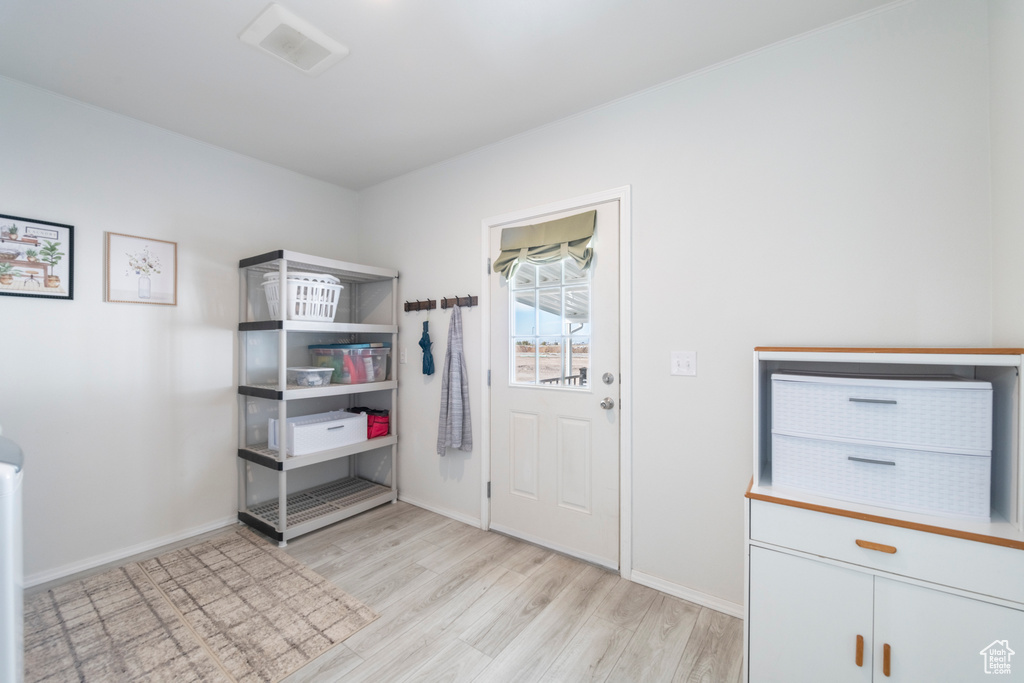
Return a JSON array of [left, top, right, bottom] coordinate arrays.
[[23, 528, 377, 682]]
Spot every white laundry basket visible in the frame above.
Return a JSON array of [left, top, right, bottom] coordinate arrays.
[[263, 272, 343, 322], [0, 436, 24, 683]]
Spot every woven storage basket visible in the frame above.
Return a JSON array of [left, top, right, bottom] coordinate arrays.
[[772, 433, 991, 520], [771, 374, 993, 452], [263, 271, 343, 322], [771, 373, 993, 521]]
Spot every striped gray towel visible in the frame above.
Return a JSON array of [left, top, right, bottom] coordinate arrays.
[[437, 305, 472, 455]]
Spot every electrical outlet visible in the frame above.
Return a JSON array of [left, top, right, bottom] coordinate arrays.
[[671, 351, 697, 376], [400, 347, 408, 364]]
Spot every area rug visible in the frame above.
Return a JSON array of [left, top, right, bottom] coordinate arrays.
[[23, 527, 378, 682]]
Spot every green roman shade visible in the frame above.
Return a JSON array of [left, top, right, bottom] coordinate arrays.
[[493, 210, 596, 280]]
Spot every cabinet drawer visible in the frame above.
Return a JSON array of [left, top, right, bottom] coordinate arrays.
[[773, 434, 990, 520], [749, 500, 1024, 604], [771, 374, 992, 452]]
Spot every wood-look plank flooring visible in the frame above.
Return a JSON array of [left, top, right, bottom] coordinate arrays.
[[280, 502, 744, 683], [27, 501, 743, 682]]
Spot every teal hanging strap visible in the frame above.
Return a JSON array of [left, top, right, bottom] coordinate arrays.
[[419, 320, 435, 375]]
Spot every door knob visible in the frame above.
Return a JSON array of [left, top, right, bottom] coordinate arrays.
[[600, 397, 615, 409]]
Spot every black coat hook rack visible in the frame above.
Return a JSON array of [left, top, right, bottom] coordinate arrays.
[[441, 295, 477, 309], [404, 299, 436, 312]]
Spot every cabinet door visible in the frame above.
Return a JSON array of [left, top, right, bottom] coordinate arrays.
[[873, 578, 1024, 682], [749, 546, 873, 683]]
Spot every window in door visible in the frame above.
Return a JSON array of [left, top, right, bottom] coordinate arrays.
[[510, 258, 590, 388]]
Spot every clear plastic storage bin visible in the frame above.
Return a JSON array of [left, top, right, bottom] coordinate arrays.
[[286, 366, 334, 387], [309, 344, 391, 384]]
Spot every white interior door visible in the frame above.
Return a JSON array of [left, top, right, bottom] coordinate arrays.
[[488, 199, 620, 568]]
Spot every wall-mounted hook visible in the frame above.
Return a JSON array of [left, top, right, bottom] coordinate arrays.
[[440, 295, 478, 309], [404, 299, 437, 312]]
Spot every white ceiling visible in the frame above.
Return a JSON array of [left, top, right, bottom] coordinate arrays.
[[0, 0, 893, 190]]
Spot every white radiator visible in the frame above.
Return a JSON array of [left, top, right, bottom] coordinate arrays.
[[0, 436, 24, 683]]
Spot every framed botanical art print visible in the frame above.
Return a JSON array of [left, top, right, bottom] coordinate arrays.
[[105, 232, 178, 305], [0, 213, 74, 300]]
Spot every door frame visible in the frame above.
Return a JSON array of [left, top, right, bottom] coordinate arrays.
[[479, 185, 633, 579]]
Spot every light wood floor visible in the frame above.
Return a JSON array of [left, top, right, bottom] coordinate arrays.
[[27, 501, 743, 682], [279, 501, 744, 683]]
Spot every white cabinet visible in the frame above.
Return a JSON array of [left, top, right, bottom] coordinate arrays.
[[746, 348, 1024, 682], [749, 546, 872, 682], [874, 577, 1024, 681], [749, 545, 1024, 682], [236, 250, 399, 546]]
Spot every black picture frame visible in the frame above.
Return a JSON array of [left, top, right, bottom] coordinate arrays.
[[0, 213, 74, 301]]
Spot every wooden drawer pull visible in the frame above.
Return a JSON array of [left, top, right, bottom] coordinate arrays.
[[883, 643, 891, 677], [855, 635, 864, 667], [856, 539, 897, 554]]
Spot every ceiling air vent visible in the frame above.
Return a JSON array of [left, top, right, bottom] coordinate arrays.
[[239, 3, 349, 76]]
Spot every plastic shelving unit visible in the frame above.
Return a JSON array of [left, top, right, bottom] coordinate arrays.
[[237, 250, 398, 545]]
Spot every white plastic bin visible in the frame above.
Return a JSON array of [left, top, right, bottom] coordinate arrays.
[[771, 373, 993, 520], [771, 373, 993, 452], [268, 410, 368, 456]]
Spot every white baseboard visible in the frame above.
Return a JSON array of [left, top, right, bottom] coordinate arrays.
[[629, 570, 744, 619], [398, 494, 482, 529], [25, 516, 238, 588], [488, 523, 618, 572]]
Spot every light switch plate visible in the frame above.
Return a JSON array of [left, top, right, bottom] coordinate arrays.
[[671, 351, 697, 376], [400, 347, 408, 364]]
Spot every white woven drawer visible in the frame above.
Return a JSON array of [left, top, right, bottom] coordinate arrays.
[[772, 434, 990, 520], [772, 374, 992, 453], [268, 410, 367, 456]]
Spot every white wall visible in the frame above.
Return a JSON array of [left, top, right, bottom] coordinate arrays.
[[990, 1, 1024, 344], [358, 0, 993, 607], [0, 77, 360, 582]]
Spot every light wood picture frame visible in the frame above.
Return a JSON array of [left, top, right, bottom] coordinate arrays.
[[105, 232, 177, 305]]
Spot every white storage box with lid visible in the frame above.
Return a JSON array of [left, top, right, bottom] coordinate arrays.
[[771, 373, 993, 520], [263, 271, 343, 322], [268, 410, 367, 456]]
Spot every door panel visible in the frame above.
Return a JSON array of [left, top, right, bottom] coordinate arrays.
[[489, 199, 619, 567], [748, 547, 873, 683], [556, 416, 591, 513], [874, 577, 1024, 682], [509, 411, 539, 499]]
